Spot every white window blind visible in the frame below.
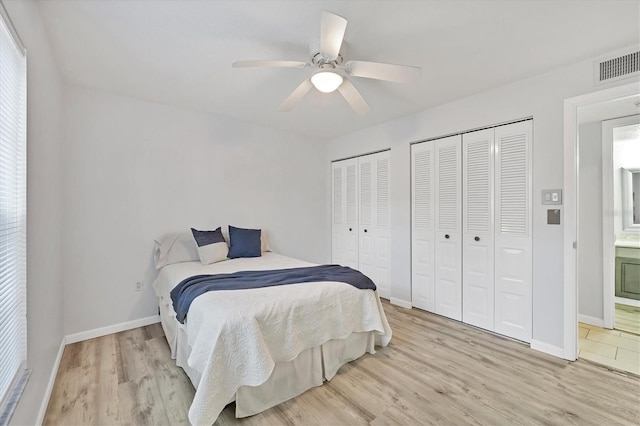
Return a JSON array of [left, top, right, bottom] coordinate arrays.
[[0, 5, 27, 424]]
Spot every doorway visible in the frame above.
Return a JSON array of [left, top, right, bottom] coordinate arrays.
[[579, 112, 640, 374], [565, 83, 640, 374], [602, 115, 640, 335]]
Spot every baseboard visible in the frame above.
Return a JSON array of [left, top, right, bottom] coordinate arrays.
[[36, 337, 66, 425], [65, 315, 160, 344], [578, 314, 604, 328], [390, 297, 412, 309], [530, 339, 566, 359]]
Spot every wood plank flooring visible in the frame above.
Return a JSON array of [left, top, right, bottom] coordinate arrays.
[[44, 301, 640, 425]]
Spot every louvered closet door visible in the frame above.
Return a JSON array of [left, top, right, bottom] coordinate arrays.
[[411, 142, 435, 311], [344, 158, 360, 269], [374, 151, 391, 299], [462, 129, 495, 330], [358, 154, 376, 284], [494, 121, 532, 342], [434, 135, 462, 320], [358, 151, 391, 299], [332, 158, 359, 268], [332, 161, 346, 266]]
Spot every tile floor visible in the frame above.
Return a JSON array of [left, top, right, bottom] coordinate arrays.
[[615, 303, 640, 335], [579, 305, 640, 375]]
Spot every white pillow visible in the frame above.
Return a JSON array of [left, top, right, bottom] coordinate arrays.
[[154, 231, 200, 269], [261, 229, 272, 252], [191, 227, 229, 265]]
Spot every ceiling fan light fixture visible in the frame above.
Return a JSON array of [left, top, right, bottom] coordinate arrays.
[[311, 71, 343, 93]]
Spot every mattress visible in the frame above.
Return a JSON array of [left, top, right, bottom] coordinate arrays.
[[152, 252, 392, 425]]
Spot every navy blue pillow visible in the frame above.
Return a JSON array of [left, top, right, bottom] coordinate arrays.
[[227, 226, 262, 258], [191, 227, 225, 247]]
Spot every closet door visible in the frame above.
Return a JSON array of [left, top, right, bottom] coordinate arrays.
[[331, 162, 346, 266], [374, 151, 391, 299], [331, 158, 359, 269], [344, 158, 360, 269], [358, 151, 391, 299], [411, 142, 435, 311], [462, 129, 495, 330], [494, 121, 532, 342], [434, 135, 462, 320], [358, 154, 376, 284]]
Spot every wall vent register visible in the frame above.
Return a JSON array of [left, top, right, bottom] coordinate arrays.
[[595, 48, 640, 85]]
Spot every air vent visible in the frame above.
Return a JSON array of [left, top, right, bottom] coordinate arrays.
[[595, 49, 640, 85]]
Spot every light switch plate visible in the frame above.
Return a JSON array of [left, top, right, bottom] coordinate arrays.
[[542, 189, 562, 205]]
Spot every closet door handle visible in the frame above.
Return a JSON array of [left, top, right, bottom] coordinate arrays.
[[444, 234, 450, 239], [349, 228, 352, 232], [474, 236, 480, 242], [364, 229, 368, 233]]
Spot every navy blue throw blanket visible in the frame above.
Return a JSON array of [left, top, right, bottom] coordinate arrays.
[[170, 265, 376, 324]]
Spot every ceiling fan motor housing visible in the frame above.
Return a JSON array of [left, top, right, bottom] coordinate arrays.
[[308, 39, 344, 68]]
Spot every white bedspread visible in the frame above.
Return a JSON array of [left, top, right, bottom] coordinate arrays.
[[152, 253, 392, 426]]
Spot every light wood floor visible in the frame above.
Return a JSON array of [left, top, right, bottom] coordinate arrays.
[[44, 302, 640, 425]]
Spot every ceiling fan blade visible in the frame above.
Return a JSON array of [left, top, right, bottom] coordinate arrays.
[[232, 60, 307, 68], [280, 78, 314, 112], [338, 78, 370, 115], [346, 60, 421, 83], [320, 11, 347, 60]]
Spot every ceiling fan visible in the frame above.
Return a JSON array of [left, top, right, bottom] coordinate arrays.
[[232, 11, 422, 114]]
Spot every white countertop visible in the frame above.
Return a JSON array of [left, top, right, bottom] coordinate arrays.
[[615, 240, 640, 249]]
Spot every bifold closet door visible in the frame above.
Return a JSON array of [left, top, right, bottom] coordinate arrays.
[[332, 152, 390, 298], [359, 151, 391, 299], [494, 121, 532, 342], [434, 135, 462, 321], [411, 143, 435, 311], [411, 136, 462, 319], [462, 129, 495, 330], [332, 162, 346, 266], [331, 158, 359, 269]]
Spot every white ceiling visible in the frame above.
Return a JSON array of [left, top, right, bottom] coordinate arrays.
[[37, 0, 640, 140]]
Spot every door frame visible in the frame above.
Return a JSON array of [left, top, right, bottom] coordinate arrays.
[[602, 115, 640, 329], [563, 81, 640, 361]]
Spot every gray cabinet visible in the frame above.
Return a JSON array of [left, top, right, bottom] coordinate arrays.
[[615, 247, 640, 301]]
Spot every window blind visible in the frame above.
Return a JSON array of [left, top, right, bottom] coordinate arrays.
[[0, 5, 27, 424]]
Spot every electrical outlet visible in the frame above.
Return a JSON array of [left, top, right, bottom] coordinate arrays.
[[134, 281, 143, 292]]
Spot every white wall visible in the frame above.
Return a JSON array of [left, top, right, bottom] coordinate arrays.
[[578, 121, 603, 321], [62, 85, 327, 335], [2, 0, 65, 424], [324, 54, 633, 350]]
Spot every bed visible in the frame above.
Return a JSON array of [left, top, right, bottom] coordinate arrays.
[[152, 250, 392, 425]]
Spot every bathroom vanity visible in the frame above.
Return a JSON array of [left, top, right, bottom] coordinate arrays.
[[615, 243, 640, 301]]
